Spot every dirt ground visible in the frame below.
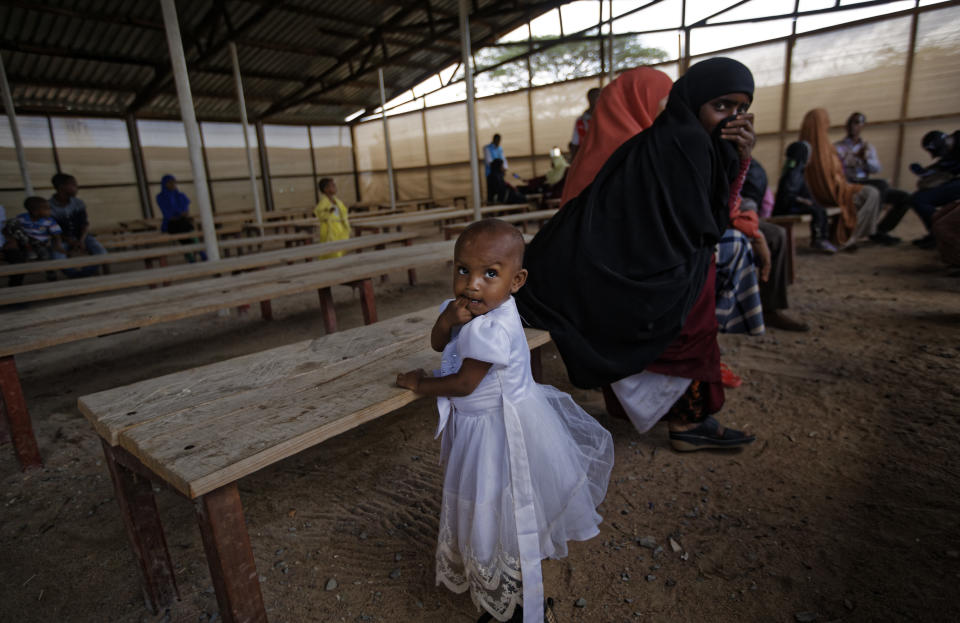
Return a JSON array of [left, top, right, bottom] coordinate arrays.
[[1, 213, 958, 623]]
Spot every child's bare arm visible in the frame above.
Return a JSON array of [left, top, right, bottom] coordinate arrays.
[[796, 197, 813, 206], [430, 297, 473, 352], [396, 358, 493, 397], [51, 234, 66, 254]]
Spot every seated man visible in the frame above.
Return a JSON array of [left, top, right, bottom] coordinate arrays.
[[485, 158, 526, 205], [834, 112, 909, 243], [910, 130, 960, 249], [4, 196, 67, 286], [49, 172, 106, 277]]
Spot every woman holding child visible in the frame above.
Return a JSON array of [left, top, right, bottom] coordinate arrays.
[[517, 58, 760, 451]]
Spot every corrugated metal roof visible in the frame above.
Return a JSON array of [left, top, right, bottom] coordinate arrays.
[[1, 0, 554, 125]]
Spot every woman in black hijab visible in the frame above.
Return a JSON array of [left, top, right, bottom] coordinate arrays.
[[516, 57, 758, 451]]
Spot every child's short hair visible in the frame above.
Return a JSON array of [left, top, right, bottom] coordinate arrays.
[[24, 196, 47, 212], [51, 172, 75, 189], [456, 219, 525, 267], [318, 177, 334, 192]]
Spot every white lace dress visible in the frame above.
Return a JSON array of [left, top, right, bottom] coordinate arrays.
[[433, 296, 614, 623]]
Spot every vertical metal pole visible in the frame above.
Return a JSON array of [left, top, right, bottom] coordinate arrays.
[[255, 120, 274, 212], [680, 0, 690, 74], [349, 123, 362, 202], [893, 2, 920, 189], [159, 0, 220, 261], [526, 23, 537, 176], [378, 68, 397, 211], [0, 52, 34, 196], [598, 2, 605, 83], [126, 114, 153, 219], [607, 0, 615, 76], [778, 0, 801, 174], [420, 106, 434, 199], [46, 115, 61, 173], [228, 42, 263, 225], [307, 125, 319, 204], [459, 0, 482, 218]]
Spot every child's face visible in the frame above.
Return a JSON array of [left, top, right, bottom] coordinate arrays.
[[59, 178, 78, 197], [453, 231, 527, 317], [164, 178, 177, 191], [29, 201, 51, 219]]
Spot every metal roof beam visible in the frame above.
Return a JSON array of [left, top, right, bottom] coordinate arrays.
[[127, 2, 279, 113]]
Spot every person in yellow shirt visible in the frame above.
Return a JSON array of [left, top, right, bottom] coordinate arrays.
[[314, 177, 351, 259]]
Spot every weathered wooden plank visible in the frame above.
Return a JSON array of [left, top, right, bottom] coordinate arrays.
[[0, 233, 311, 278], [0, 232, 418, 306], [0, 241, 455, 351], [78, 309, 436, 445], [116, 326, 549, 499]]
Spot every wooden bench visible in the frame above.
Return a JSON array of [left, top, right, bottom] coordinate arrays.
[[77, 306, 551, 623], [443, 208, 559, 239], [0, 233, 312, 281], [0, 232, 419, 306], [0, 239, 465, 470], [353, 205, 536, 236], [765, 206, 842, 284], [100, 224, 245, 250]]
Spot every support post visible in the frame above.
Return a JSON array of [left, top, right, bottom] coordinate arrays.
[[228, 42, 264, 225], [159, 0, 220, 262], [893, 2, 920, 189], [255, 120, 275, 213], [377, 68, 397, 211], [420, 107, 435, 199], [126, 114, 153, 219], [0, 51, 34, 195], [459, 0, 482, 219]]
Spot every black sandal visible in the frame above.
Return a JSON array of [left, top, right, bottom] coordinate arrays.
[[669, 416, 755, 451]]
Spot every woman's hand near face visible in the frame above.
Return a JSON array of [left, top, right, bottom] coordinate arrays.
[[721, 113, 756, 162]]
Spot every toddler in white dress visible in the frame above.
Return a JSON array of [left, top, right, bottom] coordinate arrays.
[[397, 219, 614, 623]]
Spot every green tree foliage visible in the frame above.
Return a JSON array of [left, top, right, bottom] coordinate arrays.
[[475, 34, 669, 91]]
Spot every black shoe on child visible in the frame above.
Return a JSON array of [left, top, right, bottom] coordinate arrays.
[[912, 234, 936, 249], [869, 231, 901, 246]]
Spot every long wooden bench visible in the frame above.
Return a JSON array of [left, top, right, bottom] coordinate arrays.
[[77, 306, 551, 623], [0, 233, 312, 280], [353, 204, 537, 236], [443, 208, 559, 239], [100, 224, 245, 250], [0, 240, 463, 470], [765, 206, 842, 283], [0, 232, 419, 306]]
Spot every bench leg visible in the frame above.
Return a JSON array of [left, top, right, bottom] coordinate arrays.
[[318, 288, 337, 334], [259, 301, 273, 321], [195, 483, 267, 623], [102, 440, 178, 613], [405, 239, 417, 285], [0, 356, 42, 471], [357, 278, 377, 325], [530, 347, 543, 383], [783, 222, 796, 285]]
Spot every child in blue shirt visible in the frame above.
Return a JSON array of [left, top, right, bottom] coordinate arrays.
[[4, 197, 67, 285]]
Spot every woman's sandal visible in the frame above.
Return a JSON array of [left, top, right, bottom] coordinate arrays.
[[669, 416, 755, 451]]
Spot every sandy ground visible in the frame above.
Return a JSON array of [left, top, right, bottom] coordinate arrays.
[[1, 213, 958, 623]]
